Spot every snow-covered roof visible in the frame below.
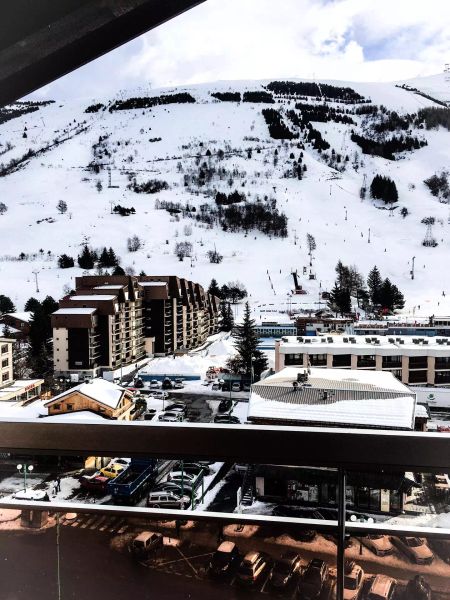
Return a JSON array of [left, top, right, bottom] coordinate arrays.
[[93, 285, 126, 289], [53, 308, 97, 315], [70, 295, 116, 301], [259, 366, 412, 394], [249, 368, 416, 429], [5, 312, 32, 322], [46, 378, 128, 410], [139, 282, 168, 287], [45, 410, 106, 422], [278, 335, 450, 355], [0, 379, 44, 400], [414, 404, 429, 419]]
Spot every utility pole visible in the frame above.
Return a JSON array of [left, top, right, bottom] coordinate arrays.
[[411, 256, 416, 280], [344, 206, 347, 221], [368, 228, 371, 244], [32, 270, 40, 293]]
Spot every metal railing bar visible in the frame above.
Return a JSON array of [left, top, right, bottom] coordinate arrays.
[[0, 499, 449, 538], [0, 419, 449, 472]]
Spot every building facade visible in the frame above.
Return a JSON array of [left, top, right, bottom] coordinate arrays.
[[52, 275, 220, 378], [275, 334, 450, 387], [0, 337, 13, 388]]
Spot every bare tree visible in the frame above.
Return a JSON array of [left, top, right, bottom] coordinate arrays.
[[174, 241, 193, 261], [127, 235, 143, 252], [0, 202, 7, 215]]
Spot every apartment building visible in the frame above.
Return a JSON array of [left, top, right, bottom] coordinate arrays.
[[275, 334, 450, 387], [52, 275, 220, 378], [0, 338, 13, 388]]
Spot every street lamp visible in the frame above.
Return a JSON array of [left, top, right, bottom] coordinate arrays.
[[17, 463, 34, 491], [350, 514, 374, 555]]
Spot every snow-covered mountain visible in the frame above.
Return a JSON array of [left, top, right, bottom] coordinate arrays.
[[1, 73, 450, 319]]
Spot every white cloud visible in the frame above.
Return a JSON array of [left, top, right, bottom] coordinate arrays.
[[30, 0, 449, 99]]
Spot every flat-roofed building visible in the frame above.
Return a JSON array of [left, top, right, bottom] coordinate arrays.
[[275, 334, 450, 388]]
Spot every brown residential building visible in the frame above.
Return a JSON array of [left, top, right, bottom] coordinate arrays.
[[52, 275, 220, 378]]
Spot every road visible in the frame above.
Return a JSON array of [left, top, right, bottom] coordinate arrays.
[[0, 528, 269, 600]]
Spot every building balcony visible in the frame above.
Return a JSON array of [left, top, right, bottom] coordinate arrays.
[[0, 421, 448, 600]]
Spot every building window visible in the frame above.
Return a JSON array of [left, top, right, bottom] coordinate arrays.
[[409, 370, 427, 384], [332, 354, 351, 368], [435, 371, 450, 384], [309, 354, 327, 366], [1, 344, 8, 354], [409, 356, 428, 369], [67, 404, 74, 411], [382, 356, 401, 368], [435, 357, 450, 369], [357, 355, 376, 368], [2, 373, 9, 382], [1, 359, 8, 368], [285, 353, 303, 366], [53, 404, 61, 410]]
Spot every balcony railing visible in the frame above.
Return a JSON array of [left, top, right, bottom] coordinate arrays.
[[0, 420, 449, 600]]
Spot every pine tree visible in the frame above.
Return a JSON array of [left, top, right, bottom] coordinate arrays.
[[328, 284, 351, 315], [220, 302, 234, 331], [77, 245, 95, 269], [98, 247, 110, 268], [208, 278, 222, 298], [367, 266, 383, 305], [228, 302, 268, 380], [24, 297, 41, 312], [107, 247, 118, 267], [0, 295, 15, 314], [113, 265, 126, 275], [57, 254, 74, 268]]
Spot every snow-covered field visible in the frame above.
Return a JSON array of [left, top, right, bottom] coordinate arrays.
[[0, 73, 450, 320]]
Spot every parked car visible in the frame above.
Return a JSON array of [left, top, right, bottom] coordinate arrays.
[[144, 410, 157, 420], [161, 378, 173, 390], [331, 561, 364, 600], [231, 382, 241, 392], [297, 559, 329, 600], [214, 414, 240, 424], [99, 463, 125, 479], [158, 412, 183, 422], [392, 536, 434, 565], [366, 575, 397, 600], [209, 541, 241, 577], [405, 575, 432, 600], [111, 457, 131, 467], [268, 551, 302, 590], [13, 489, 50, 501], [243, 383, 251, 392], [149, 379, 160, 388], [179, 462, 209, 476], [168, 471, 197, 484], [429, 537, 450, 563], [152, 390, 168, 399], [130, 531, 163, 558], [174, 378, 184, 389], [164, 403, 186, 414], [359, 534, 394, 557], [133, 378, 144, 388], [146, 491, 190, 509], [211, 382, 221, 391], [218, 398, 233, 413], [236, 551, 271, 586], [80, 474, 109, 493]]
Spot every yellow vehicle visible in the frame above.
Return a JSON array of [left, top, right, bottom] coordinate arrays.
[[99, 463, 125, 479]]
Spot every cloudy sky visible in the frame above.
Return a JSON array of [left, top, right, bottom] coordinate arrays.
[[33, 0, 450, 100]]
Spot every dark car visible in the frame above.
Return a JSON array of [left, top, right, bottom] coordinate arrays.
[[214, 414, 240, 424], [80, 474, 109, 493], [297, 559, 329, 600], [218, 398, 233, 413], [268, 551, 302, 590], [133, 378, 144, 388], [405, 575, 432, 600], [179, 462, 209, 476], [429, 537, 450, 563], [237, 551, 271, 586], [161, 378, 173, 390], [209, 541, 240, 577]]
